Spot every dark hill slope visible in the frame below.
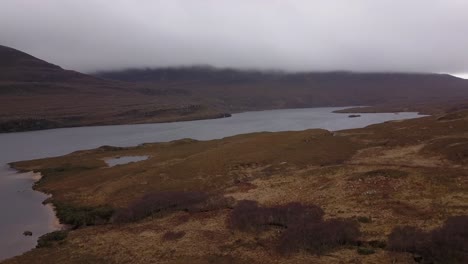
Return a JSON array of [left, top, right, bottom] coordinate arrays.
[[2, 44, 468, 132], [0, 45, 59, 69], [0, 45, 99, 84], [97, 67, 468, 111], [0, 46, 225, 132]]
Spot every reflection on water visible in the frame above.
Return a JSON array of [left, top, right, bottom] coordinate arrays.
[[0, 107, 424, 260], [0, 168, 57, 260], [105, 156, 149, 167]]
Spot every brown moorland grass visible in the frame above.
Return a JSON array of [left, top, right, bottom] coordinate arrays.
[[4, 110, 468, 264]]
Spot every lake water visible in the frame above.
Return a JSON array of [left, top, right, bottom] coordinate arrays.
[[104, 156, 149, 167], [0, 107, 423, 260]]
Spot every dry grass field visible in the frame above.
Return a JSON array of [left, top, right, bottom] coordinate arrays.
[[5, 110, 468, 264]]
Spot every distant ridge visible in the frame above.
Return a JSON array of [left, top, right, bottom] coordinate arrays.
[[96, 66, 468, 111], [2, 44, 468, 132], [96, 65, 463, 83]]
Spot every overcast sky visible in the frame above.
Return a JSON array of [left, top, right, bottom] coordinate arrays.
[[1, 0, 468, 76]]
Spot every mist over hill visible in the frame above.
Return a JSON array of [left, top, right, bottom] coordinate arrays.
[[2, 44, 468, 132], [96, 66, 468, 111]]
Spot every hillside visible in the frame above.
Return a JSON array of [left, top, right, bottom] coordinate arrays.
[[0, 45, 98, 84], [3, 44, 468, 132], [97, 67, 468, 112], [0, 45, 227, 132], [6, 110, 468, 263]]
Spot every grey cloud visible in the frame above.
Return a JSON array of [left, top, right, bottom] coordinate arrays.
[[1, 0, 468, 74]]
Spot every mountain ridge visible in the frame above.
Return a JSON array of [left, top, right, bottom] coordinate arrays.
[[2, 44, 468, 132]]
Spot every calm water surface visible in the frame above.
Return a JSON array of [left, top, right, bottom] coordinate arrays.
[[0, 107, 423, 260], [105, 156, 149, 167]]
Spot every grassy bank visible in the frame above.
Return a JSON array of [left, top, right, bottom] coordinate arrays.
[[5, 110, 468, 264]]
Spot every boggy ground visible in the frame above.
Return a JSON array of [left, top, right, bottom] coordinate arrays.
[[5, 110, 468, 264]]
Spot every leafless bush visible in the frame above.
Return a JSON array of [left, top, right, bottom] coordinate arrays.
[[112, 191, 234, 223], [228, 200, 360, 255], [228, 200, 324, 232], [388, 215, 468, 264], [113, 191, 208, 223], [277, 218, 360, 255]]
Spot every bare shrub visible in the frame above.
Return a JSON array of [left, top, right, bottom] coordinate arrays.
[[388, 226, 427, 252], [37, 231, 68, 248], [54, 203, 114, 228], [357, 216, 372, 223], [388, 215, 468, 264], [228, 200, 265, 232], [228, 200, 359, 255], [228, 200, 324, 232], [113, 191, 208, 223], [277, 218, 360, 255], [113, 191, 235, 223], [357, 247, 376, 255]]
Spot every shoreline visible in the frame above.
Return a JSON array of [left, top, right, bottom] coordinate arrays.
[[1, 107, 426, 261], [0, 169, 63, 262], [30, 172, 64, 231], [0, 103, 435, 134], [0, 111, 233, 134], [8, 109, 427, 233], [27, 171, 64, 232], [5, 109, 466, 263]]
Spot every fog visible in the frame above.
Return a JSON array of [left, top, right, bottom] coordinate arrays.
[[1, 0, 468, 75]]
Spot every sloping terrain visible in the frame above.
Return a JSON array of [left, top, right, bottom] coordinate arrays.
[[0, 45, 227, 132], [6, 111, 468, 263], [3, 44, 468, 132], [97, 67, 468, 113]]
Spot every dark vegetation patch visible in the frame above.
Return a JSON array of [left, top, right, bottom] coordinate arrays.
[[162, 231, 186, 241], [97, 145, 126, 152], [0, 118, 60, 133], [367, 240, 387, 249], [115, 104, 205, 118], [28, 162, 103, 186], [357, 247, 375, 255], [388, 215, 468, 264], [113, 191, 207, 223], [228, 200, 324, 232], [228, 200, 360, 255], [36, 165, 97, 178], [357, 216, 372, 223], [277, 217, 361, 255], [112, 191, 233, 223], [54, 203, 114, 228], [36, 230, 68, 248]]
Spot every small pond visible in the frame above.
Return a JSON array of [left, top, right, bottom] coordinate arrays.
[[104, 156, 149, 167]]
